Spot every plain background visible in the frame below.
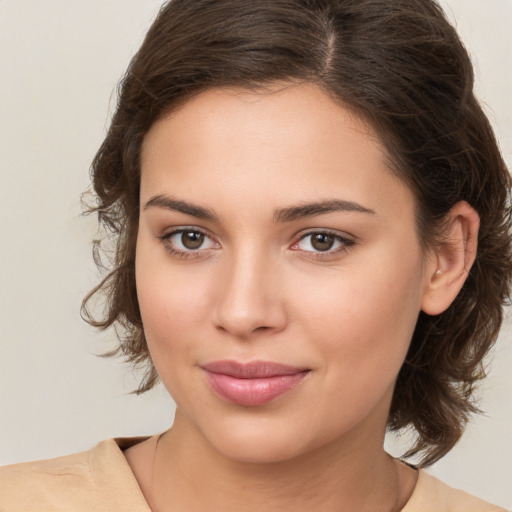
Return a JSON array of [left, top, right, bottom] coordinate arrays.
[[0, 0, 511, 508]]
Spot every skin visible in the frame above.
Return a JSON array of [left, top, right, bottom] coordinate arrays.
[[125, 82, 479, 512]]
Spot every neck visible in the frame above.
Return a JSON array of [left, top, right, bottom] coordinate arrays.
[[149, 411, 404, 512]]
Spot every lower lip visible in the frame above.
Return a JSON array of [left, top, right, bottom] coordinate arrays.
[[203, 371, 309, 406]]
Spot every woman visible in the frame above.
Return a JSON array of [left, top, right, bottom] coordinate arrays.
[[1, 0, 510, 510]]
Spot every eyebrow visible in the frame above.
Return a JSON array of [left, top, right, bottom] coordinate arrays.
[[144, 195, 218, 221], [273, 199, 376, 223], [143, 195, 376, 223]]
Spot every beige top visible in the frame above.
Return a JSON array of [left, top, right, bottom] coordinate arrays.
[[0, 438, 507, 512]]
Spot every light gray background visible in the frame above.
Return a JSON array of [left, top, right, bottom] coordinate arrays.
[[0, 0, 511, 508]]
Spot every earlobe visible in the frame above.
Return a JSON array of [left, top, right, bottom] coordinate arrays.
[[421, 201, 480, 316]]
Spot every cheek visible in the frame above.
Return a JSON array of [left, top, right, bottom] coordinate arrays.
[[135, 240, 211, 366], [137, 274, 205, 337], [135, 267, 213, 406], [294, 252, 424, 385]]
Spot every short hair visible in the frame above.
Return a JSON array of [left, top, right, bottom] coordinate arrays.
[[82, 0, 512, 467]]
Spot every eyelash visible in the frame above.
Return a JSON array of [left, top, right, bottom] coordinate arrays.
[[157, 228, 356, 260], [292, 230, 356, 260], [157, 227, 218, 260]]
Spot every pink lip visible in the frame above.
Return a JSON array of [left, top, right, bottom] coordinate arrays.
[[201, 360, 310, 406]]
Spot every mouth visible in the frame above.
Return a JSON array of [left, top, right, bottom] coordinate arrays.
[[201, 360, 311, 407]]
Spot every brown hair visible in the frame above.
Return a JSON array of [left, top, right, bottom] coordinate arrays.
[[83, 0, 511, 467]]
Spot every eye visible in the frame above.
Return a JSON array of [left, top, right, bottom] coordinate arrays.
[[159, 228, 219, 257], [292, 231, 355, 255], [172, 230, 210, 250]]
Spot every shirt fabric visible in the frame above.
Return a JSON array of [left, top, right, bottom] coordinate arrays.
[[0, 437, 507, 512]]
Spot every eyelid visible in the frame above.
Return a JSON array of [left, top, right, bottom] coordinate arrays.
[[290, 228, 356, 256], [294, 227, 355, 243], [164, 226, 213, 239], [157, 226, 220, 258], [156, 225, 356, 260]]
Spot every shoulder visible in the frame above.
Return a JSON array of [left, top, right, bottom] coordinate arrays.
[[0, 448, 94, 511], [0, 438, 151, 512], [402, 469, 508, 512]]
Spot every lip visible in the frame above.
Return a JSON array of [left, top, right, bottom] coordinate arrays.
[[201, 360, 310, 407]]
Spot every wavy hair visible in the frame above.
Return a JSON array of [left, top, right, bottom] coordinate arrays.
[[82, 0, 511, 466]]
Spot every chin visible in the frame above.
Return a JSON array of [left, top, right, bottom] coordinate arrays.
[[194, 412, 340, 465], [208, 431, 307, 464]]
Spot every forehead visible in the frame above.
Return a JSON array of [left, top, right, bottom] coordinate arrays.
[[144, 83, 383, 159], [140, 83, 414, 225]]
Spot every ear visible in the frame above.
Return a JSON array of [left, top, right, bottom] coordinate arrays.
[[421, 201, 480, 316]]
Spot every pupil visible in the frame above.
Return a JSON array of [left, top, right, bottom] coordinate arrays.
[[311, 233, 334, 251], [182, 231, 204, 250]]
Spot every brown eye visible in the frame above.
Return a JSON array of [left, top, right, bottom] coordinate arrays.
[[311, 233, 335, 251], [181, 231, 205, 250], [293, 231, 354, 255], [163, 229, 218, 255]]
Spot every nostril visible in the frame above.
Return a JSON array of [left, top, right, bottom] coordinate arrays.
[[214, 322, 273, 336], [254, 325, 271, 332]]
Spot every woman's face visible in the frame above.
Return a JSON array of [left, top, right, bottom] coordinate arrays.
[[136, 83, 433, 463]]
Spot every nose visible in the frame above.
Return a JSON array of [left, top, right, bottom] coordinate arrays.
[[211, 249, 288, 339]]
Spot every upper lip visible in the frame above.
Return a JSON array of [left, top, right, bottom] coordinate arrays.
[[201, 360, 309, 379]]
